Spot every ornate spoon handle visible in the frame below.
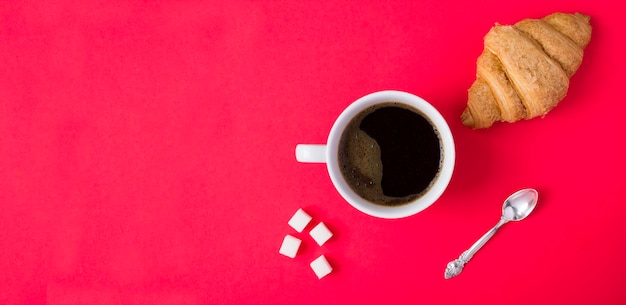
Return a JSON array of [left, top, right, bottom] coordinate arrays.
[[444, 217, 508, 279]]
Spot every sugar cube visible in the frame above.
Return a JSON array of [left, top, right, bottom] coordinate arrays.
[[310, 255, 333, 279], [309, 222, 333, 246], [288, 208, 312, 233], [279, 234, 302, 258]]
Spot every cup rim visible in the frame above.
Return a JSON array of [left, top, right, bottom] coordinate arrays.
[[325, 90, 455, 219]]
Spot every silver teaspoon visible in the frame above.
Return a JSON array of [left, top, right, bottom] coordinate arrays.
[[444, 188, 538, 279]]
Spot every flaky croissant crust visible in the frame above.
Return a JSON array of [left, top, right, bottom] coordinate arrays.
[[461, 12, 592, 129]]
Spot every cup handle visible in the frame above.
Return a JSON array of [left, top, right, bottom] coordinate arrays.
[[296, 144, 327, 163]]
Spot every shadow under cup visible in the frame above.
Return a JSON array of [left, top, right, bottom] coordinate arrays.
[[327, 91, 455, 219]]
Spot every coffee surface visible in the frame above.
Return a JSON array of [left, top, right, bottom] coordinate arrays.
[[338, 102, 441, 206]]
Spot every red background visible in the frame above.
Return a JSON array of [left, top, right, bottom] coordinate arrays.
[[2, 1, 625, 304]]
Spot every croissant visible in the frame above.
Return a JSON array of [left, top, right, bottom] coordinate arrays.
[[461, 12, 592, 129]]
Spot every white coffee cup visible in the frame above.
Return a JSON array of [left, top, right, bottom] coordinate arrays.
[[296, 90, 455, 219]]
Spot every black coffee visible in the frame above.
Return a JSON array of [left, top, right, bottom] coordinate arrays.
[[338, 102, 442, 206]]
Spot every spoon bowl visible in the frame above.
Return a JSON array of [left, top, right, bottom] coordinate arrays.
[[502, 188, 538, 221]]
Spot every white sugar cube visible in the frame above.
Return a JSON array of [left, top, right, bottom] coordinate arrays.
[[310, 255, 333, 279], [309, 222, 333, 246], [288, 208, 312, 233], [279, 234, 302, 258]]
